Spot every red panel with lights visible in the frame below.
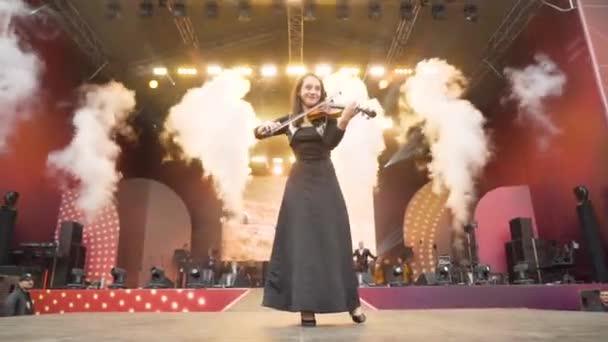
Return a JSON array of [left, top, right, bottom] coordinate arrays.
[[30, 288, 249, 314]]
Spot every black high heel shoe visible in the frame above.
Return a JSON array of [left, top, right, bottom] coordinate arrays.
[[350, 311, 366, 324], [301, 312, 316, 327]]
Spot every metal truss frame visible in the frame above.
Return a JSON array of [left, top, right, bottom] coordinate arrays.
[[385, 1, 422, 66], [287, 2, 304, 64]]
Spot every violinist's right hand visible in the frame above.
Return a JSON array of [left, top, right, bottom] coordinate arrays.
[[256, 121, 281, 136]]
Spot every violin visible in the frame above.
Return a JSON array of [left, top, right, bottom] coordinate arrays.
[[263, 97, 377, 137]]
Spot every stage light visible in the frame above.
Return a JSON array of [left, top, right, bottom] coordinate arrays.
[[272, 157, 284, 164], [378, 79, 389, 89], [394, 68, 412, 75], [272, 165, 283, 176], [238, 0, 252, 21], [289, 156, 296, 163], [234, 66, 253, 77], [251, 155, 268, 163], [2, 191, 19, 210], [400, 0, 415, 20], [336, 0, 350, 20], [368, 0, 382, 20], [139, 0, 154, 17], [474, 264, 491, 284], [339, 67, 360, 76], [261, 65, 277, 77], [287, 65, 307, 76], [464, 2, 478, 22], [153, 67, 167, 76], [431, 1, 446, 20], [574, 185, 589, 202], [186, 267, 206, 288], [108, 267, 127, 289], [177, 67, 197, 75], [207, 65, 222, 76], [369, 65, 385, 77], [315, 64, 332, 77], [105, 0, 121, 20], [206, 0, 218, 19], [148, 80, 159, 89], [146, 266, 174, 289], [172, 0, 186, 17], [303, 0, 316, 21], [67, 268, 86, 289]]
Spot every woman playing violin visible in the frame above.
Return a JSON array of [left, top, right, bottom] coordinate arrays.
[[255, 73, 365, 326]]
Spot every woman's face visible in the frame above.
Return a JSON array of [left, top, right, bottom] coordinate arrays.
[[299, 76, 322, 108]]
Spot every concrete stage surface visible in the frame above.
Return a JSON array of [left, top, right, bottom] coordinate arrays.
[[1, 289, 607, 342]]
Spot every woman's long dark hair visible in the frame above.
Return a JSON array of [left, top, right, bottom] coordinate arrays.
[[290, 73, 327, 127]]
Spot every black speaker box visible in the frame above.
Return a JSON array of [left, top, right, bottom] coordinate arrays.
[[509, 217, 534, 241], [52, 244, 86, 288], [0, 209, 17, 265], [57, 221, 83, 258]]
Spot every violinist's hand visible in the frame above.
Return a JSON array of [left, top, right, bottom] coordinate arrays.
[[341, 101, 358, 120], [256, 121, 281, 136]]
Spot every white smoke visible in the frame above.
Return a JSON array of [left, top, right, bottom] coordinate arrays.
[[504, 53, 566, 150], [0, 0, 41, 154], [163, 70, 258, 217], [325, 72, 386, 252], [403, 59, 490, 242], [47, 81, 136, 222]]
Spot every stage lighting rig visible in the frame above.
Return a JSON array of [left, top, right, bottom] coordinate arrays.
[[238, 0, 252, 21], [368, 1, 382, 20], [186, 267, 206, 288], [431, 1, 446, 20], [139, 0, 154, 17], [67, 268, 86, 289], [172, 0, 186, 17], [464, 2, 479, 22], [400, 1, 415, 20], [2, 191, 19, 210], [206, 1, 219, 19], [108, 267, 127, 289], [145, 266, 174, 289], [435, 255, 452, 285], [336, 0, 350, 20], [105, 0, 121, 20], [474, 264, 491, 284], [303, 0, 317, 21]]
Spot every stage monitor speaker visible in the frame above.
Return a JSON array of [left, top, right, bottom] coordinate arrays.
[[415, 272, 437, 285], [580, 289, 608, 312], [57, 221, 83, 258], [509, 217, 534, 241], [0, 208, 17, 265], [576, 201, 608, 282], [52, 244, 86, 288]]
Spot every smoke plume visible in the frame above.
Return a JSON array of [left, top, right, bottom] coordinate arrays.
[[403, 58, 490, 247], [47, 81, 136, 222], [324, 72, 386, 252], [0, 0, 41, 153], [504, 53, 566, 150], [163, 70, 257, 217]]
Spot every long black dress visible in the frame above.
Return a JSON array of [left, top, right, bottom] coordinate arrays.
[[257, 116, 360, 313]]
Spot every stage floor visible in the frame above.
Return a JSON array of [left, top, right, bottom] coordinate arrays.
[[1, 309, 607, 341]]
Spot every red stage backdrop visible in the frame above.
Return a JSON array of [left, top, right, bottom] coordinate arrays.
[[479, 5, 608, 277]]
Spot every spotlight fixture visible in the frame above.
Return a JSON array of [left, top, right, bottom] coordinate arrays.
[[474, 264, 491, 284], [67, 268, 86, 289], [2, 191, 19, 210], [172, 0, 186, 17], [238, 0, 252, 21], [400, 0, 415, 20], [336, 0, 350, 20], [206, 0, 218, 19], [303, 0, 316, 21], [431, 1, 446, 20], [186, 267, 206, 288], [464, 2, 478, 22], [139, 0, 154, 17], [108, 267, 127, 289], [105, 0, 121, 20], [368, 0, 382, 20], [574, 185, 589, 203], [145, 266, 174, 289]]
